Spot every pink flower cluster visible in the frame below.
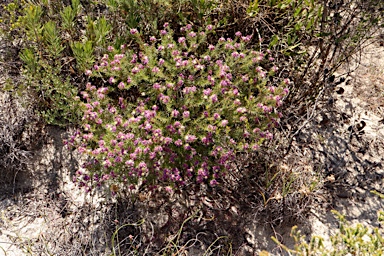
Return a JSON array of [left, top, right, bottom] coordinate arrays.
[[69, 24, 290, 192]]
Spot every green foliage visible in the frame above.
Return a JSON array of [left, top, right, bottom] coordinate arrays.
[[68, 25, 289, 192], [71, 40, 95, 72], [271, 193, 384, 256], [42, 21, 65, 57]]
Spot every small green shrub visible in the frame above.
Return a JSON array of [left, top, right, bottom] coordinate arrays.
[[270, 192, 384, 256], [66, 24, 289, 192]]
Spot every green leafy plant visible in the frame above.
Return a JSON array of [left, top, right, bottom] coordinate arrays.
[[67, 24, 289, 192], [270, 191, 384, 255]]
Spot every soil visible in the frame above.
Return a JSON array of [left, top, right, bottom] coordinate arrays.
[[0, 40, 383, 255]]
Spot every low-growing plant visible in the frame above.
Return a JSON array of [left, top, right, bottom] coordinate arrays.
[[66, 24, 289, 192], [268, 192, 384, 256]]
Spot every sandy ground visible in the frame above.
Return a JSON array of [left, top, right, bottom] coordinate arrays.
[[0, 40, 383, 255]]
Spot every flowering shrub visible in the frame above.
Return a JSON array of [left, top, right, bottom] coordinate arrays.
[[66, 24, 289, 192]]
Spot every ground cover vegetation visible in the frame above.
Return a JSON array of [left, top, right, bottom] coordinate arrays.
[[1, 0, 384, 254]]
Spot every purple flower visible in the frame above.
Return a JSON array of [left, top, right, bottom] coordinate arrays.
[[241, 35, 252, 42], [158, 45, 165, 51], [142, 56, 149, 65], [239, 116, 247, 122], [208, 45, 215, 51], [150, 36, 156, 42], [125, 160, 134, 167], [158, 59, 165, 66], [231, 51, 240, 58], [152, 66, 160, 73], [183, 86, 197, 94], [210, 94, 218, 103], [268, 86, 276, 93], [207, 124, 216, 132], [185, 134, 197, 143], [178, 37, 186, 44], [235, 31, 242, 37], [104, 159, 112, 168], [210, 179, 218, 186], [130, 28, 138, 35], [118, 82, 125, 90], [172, 109, 179, 117], [203, 88, 212, 96], [206, 24, 213, 30], [234, 99, 241, 105], [203, 55, 211, 61], [221, 120, 228, 127], [163, 22, 169, 28], [182, 111, 190, 118], [188, 31, 196, 37], [109, 77, 115, 84], [132, 67, 140, 74], [138, 162, 147, 171], [153, 83, 161, 90], [252, 144, 259, 151], [175, 139, 183, 146], [107, 45, 114, 52], [213, 113, 220, 120], [253, 128, 260, 134]]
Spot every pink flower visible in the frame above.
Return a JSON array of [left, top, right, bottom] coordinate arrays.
[[240, 116, 247, 122], [208, 45, 215, 51], [172, 109, 179, 117], [160, 95, 170, 104], [210, 179, 218, 186], [203, 88, 212, 96], [235, 31, 242, 37], [178, 37, 186, 44], [234, 99, 241, 105], [118, 82, 125, 89], [206, 24, 213, 30], [185, 134, 197, 143], [132, 67, 140, 74], [125, 159, 135, 167], [210, 94, 218, 103], [142, 56, 149, 65], [109, 77, 115, 84], [221, 120, 229, 127], [130, 28, 138, 34], [104, 159, 112, 168], [183, 111, 190, 118], [153, 83, 161, 90]]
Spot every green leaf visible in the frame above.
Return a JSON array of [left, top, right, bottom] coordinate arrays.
[[43, 21, 64, 57]]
